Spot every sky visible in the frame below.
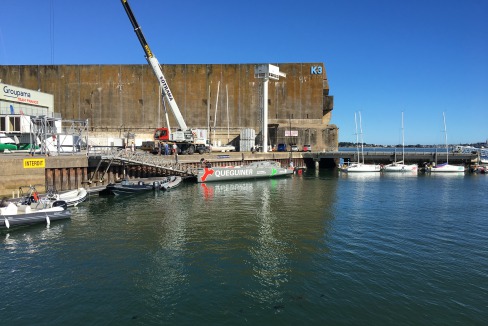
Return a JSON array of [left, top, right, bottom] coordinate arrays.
[[0, 0, 487, 145]]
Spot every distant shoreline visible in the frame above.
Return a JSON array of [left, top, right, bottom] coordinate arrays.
[[339, 142, 486, 149]]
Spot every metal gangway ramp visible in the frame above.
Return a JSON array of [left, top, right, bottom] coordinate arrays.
[[87, 148, 198, 184]]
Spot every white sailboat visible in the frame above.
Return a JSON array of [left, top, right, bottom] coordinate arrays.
[[429, 112, 465, 173], [210, 82, 235, 152], [383, 112, 418, 172], [341, 112, 381, 173]]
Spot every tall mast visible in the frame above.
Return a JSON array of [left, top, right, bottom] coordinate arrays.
[[402, 111, 405, 163], [354, 112, 359, 163], [443, 112, 448, 164], [359, 111, 364, 164]]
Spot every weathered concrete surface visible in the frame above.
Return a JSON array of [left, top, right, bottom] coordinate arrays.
[[0, 156, 45, 198], [1, 63, 336, 150], [0, 154, 88, 198]]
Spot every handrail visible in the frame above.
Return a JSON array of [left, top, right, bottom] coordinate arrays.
[[89, 148, 198, 177]]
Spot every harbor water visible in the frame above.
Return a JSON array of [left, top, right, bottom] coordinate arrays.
[[1, 170, 487, 325]]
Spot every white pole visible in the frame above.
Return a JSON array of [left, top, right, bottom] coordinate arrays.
[[263, 78, 269, 153], [354, 112, 359, 163], [213, 81, 220, 146], [402, 111, 405, 163], [443, 112, 448, 164], [207, 84, 210, 138], [158, 85, 161, 128], [226, 84, 229, 143], [359, 111, 364, 164]]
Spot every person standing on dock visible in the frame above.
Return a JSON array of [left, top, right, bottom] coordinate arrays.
[[164, 142, 169, 155], [131, 141, 135, 152], [172, 143, 178, 163]]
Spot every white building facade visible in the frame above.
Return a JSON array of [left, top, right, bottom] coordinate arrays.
[[0, 82, 57, 133]]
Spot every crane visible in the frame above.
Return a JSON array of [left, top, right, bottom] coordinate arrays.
[[120, 0, 207, 154]]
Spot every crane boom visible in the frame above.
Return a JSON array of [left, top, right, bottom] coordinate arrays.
[[120, 0, 188, 131]]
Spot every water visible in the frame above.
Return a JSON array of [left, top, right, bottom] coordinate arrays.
[[2, 171, 487, 325]]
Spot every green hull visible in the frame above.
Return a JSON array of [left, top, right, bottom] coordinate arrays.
[[0, 144, 18, 151]]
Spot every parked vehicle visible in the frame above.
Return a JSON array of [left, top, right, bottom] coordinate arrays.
[[303, 144, 312, 152], [196, 144, 211, 154], [291, 145, 299, 152], [277, 143, 287, 152]]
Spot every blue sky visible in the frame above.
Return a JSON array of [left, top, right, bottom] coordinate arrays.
[[1, 0, 486, 145]]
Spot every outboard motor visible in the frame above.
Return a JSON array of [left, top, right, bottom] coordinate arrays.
[[152, 181, 160, 190]]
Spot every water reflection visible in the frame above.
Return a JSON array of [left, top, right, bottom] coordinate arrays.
[[2, 222, 68, 254], [426, 172, 466, 178], [1, 175, 340, 323], [199, 181, 257, 201], [339, 171, 381, 180], [0, 171, 486, 325], [382, 171, 419, 178], [247, 182, 289, 304]]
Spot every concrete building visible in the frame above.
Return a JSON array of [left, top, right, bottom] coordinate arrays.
[[0, 62, 337, 151]]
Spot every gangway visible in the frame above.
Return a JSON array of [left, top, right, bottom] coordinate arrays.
[[86, 148, 197, 184]]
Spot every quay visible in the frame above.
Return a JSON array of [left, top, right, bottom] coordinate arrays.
[[0, 149, 479, 197]]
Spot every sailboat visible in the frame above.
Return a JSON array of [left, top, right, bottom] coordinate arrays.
[[210, 82, 235, 152], [383, 112, 418, 172], [340, 112, 381, 173], [428, 112, 465, 173]]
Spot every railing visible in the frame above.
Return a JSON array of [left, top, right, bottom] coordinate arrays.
[[88, 147, 198, 176]]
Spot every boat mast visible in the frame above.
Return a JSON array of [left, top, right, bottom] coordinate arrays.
[[226, 84, 229, 143], [354, 112, 359, 163], [443, 112, 448, 164], [213, 81, 220, 146], [402, 111, 405, 164], [359, 111, 365, 164]]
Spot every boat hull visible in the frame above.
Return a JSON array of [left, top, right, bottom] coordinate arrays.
[[51, 188, 88, 207], [197, 161, 293, 183], [341, 163, 381, 173], [161, 176, 183, 191], [429, 164, 465, 173], [101, 178, 177, 195], [383, 164, 418, 172], [1, 207, 71, 229], [104, 184, 154, 196], [0, 144, 18, 151]]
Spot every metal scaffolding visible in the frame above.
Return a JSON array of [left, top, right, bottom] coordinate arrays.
[[30, 116, 89, 155]]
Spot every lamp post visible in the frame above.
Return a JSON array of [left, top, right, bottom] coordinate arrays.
[[254, 64, 286, 153]]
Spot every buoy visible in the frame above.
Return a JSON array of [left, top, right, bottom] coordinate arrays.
[[45, 215, 51, 226], [4, 218, 10, 229]]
